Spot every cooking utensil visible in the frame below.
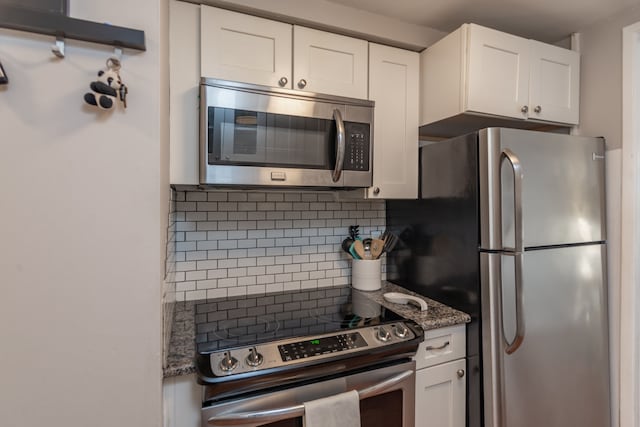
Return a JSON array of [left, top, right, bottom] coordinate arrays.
[[342, 237, 355, 255], [383, 292, 428, 312], [352, 240, 367, 260], [382, 232, 399, 254], [348, 241, 361, 259], [349, 225, 360, 240], [370, 238, 385, 259]]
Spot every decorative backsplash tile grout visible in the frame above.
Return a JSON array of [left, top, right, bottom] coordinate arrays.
[[167, 191, 386, 301]]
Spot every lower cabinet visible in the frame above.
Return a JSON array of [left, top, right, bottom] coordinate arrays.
[[163, 374, 201, 427], [415, 359, 466, 427], [414, 325, 466, 427]]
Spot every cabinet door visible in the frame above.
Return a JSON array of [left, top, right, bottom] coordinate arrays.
[[368, 44, 419, 199], [415, 359, 466, 427], [466, 24, 531, 120], [200, 6, 292, 88], [293, 26, 368, 99], [528, 41, 580, 125], [170, 0, 200, 185]]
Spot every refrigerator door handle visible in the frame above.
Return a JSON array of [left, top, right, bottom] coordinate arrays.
[[500, 149, 524, 253], [503, 253, 525, 354]]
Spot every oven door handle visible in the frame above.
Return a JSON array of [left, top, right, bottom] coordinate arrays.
[[206, 369, 414, 426]]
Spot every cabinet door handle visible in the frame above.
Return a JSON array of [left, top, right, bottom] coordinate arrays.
[[297, 79, 307, 89], [425, 340, 450, 351], [534, 105, 542, 113], [457, 369, 465, 378], [520, 105, 529, 114], [278, 77, 288, 87]]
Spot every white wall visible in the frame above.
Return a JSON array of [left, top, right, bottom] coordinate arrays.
[[577, 4, 640, 150], [576, 4, 640, 427], [0, 1, 166, 426]]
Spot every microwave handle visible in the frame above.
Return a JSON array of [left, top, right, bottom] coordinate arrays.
[[332, 109, 346, 182]]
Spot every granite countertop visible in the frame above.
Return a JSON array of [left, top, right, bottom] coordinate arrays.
[[163, 281, 470, 378]]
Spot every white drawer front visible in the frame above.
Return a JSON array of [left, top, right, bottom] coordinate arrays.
[[414, 325, 465, 370]]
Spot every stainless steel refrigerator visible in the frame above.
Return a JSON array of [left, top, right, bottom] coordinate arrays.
[[386, 128, 610, 427]]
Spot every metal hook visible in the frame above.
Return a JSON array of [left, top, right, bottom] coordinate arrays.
[[107, 47, 123, 71], [51, 36, 65, 58]]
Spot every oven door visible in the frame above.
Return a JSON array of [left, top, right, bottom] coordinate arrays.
[[201, 361, 415, 427]]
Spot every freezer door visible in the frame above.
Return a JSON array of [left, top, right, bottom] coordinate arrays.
[[481, 245, 610, 427], [479, 128, 606, 250]]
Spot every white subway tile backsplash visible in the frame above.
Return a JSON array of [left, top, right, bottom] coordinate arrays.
[[176, 222, 196, 232], [228, 193, 248, 202], [207, 268, 227, 283], [186, 270, 207, 281], [196, 279, 217, 290], [208, 212, 228, 221], [218, 278, 238, 287], [186, 192, 207, 201], [238, 276, 257, 286], [238, 258, 257, 268], [218, 259, 238, 269], [284, 247, 301, 256], [168, 191, 386, 300], [266, 247, 284, 256]]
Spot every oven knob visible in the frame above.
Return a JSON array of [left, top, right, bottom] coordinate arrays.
[[376, 327, 391, 342], [246, 347, 264, 367], [219, 351, 238, 372], [394, 323, 409, 339]]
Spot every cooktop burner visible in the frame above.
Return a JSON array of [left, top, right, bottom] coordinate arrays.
[[194, 286, 403, 354]]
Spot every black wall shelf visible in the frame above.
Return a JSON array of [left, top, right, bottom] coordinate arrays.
[[0, 4, 146, 51]]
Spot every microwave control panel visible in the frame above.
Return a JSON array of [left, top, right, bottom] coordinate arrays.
[[343, 123, 370, 171]]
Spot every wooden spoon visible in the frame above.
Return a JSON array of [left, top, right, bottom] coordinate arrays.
[[352, 240, 368, 260], [370, 238, 385, 259]]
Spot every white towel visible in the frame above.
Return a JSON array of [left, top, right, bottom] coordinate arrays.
[[303, 390, 361, 427]]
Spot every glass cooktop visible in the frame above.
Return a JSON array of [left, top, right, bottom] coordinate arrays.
[[194, 286, 404, 354]]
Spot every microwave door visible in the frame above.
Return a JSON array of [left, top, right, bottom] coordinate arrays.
[[218, 110, 267, 164]]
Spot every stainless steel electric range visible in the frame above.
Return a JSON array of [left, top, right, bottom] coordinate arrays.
[[194, 286, 424, 427]]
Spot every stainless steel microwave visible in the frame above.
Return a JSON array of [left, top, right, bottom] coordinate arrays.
[[200, 78, 374, 188]]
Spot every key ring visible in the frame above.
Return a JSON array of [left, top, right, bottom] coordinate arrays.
[[106, 56, 121, 71]]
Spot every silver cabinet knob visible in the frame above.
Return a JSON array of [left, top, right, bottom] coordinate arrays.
[[219, 351, 238, 372], [373, 187, 380, 196], [297, 79, 307, 89], [246, 346, 264, 367], [534, 105, 542, 113], [457, 369, 465, 378], [521, 105, 529, 114], [278, 77, 288, 87]]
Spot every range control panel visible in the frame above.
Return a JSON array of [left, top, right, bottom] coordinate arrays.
[[343, 122, 370, 171], [209, 322, 416, 377], [278, 332, 367, 361]]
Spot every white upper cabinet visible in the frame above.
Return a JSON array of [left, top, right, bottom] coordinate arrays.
[[200, 6, 292, 88], [293, 26, 368, 99], [528, 40, 580, 124], [368, 44, 419, 199], [199, 6, 368, 99], [466, 24, 531, 120], [421, 23, 580, 137], [170, 0, 200, 185]]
